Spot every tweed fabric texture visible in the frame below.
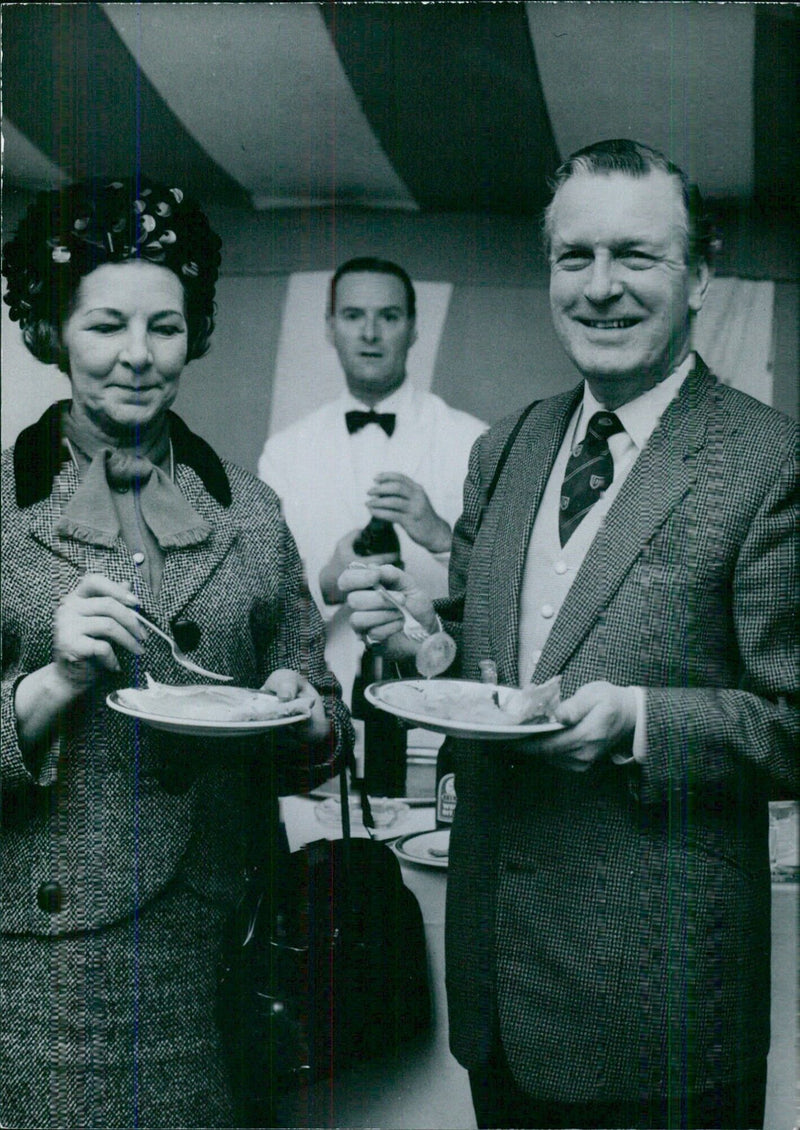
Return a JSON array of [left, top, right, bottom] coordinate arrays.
[[437, 360, 799, 1103], [1, 408, 353, 1128], [1, 884, 234, 1129]]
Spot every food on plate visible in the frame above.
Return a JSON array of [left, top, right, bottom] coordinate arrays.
[[115, 674, 312, 723], [499, 675, 562, 725], [379, 675, 561, 727], [315, 796, 409, 830]]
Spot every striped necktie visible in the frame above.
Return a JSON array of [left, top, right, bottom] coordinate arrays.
[[559, 410, 624, 546]]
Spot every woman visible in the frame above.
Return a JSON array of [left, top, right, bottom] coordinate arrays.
[[1, 177, 353, 1128]]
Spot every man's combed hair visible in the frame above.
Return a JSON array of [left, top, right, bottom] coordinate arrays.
[[329, 257, 416, 319], [542, 139, 714, 266]]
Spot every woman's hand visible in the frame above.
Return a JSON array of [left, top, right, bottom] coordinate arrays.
[[54, 573, 147, 691], [261, 668, 330, 743], [14, 573, 147, 748]]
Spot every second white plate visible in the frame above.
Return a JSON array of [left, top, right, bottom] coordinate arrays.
[[365, 679, 563, 741], [393, 829, 450, 869]]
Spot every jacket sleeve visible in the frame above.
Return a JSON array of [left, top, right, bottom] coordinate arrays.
[[432, 433, 490, 664], [1, 570, 62, 792], [434, 420, 520, 662], [639, 448, 800, 803], [257, 512, 354, 795]]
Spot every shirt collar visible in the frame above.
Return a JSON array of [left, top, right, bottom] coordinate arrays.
[[13, 400, 232, 509], [342, 378, 414, 417], [578, 354, 695, 451]]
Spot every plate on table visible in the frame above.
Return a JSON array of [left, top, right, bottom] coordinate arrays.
[[365, 679, 564, 741], [310, 755, 436, 806], [315, 795, 410, 832], [393, 829, 450, 869], [106, 682, 311, 738]]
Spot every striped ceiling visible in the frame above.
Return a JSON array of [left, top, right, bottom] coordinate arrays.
[[2, 3, 798, 212]]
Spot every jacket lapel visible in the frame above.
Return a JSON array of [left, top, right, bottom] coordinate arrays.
[[27, 464, 97, 577], [155, 464, 238, 624], [16, 404, 237, 623], [534, 363, 715, 682], [488, 388, 582, 684]]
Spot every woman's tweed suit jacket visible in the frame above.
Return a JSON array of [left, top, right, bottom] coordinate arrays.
[[1, 403, 353, 937], [438, 360, 799, 1104]]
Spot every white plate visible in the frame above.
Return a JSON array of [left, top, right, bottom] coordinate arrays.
[[393, 829, 450, 869], [365, 679, 564, 741], [315, 796, 410, 831], [106, 691, 310, 737]]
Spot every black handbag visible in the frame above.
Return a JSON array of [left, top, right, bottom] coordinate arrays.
[[216, 761, 431, 1126]]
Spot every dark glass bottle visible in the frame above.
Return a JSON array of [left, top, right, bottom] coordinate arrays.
[[349, 517, 406, 796], [352, 517, 401, 558], [435, 740, 456, 828], [351, 648, 407, 797]]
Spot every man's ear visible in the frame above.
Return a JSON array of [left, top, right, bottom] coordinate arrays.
[[688, 259, 711, 315], [325, 315, 335, 345]]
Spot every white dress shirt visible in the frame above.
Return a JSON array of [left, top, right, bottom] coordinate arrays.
[[258, 381, 486, 714]]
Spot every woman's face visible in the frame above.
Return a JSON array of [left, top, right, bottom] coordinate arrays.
[[61, 260, 189, 436]]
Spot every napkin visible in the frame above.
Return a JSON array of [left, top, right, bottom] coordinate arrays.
[[280, 794, 436, 853]]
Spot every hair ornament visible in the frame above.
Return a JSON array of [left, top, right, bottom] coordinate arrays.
[[2, 176, 221, 364]]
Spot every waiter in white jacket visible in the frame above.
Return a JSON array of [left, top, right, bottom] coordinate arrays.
[[258, 257, 486, 740]]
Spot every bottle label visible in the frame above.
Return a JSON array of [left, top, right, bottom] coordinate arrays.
[[436, 772, 457, 824]]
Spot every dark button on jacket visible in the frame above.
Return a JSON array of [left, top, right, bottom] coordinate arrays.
[[170, 618, 201, 652], [37, 881, 64, 913]]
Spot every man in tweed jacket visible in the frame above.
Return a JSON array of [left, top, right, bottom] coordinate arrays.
[[341, 140, 798, 1129]]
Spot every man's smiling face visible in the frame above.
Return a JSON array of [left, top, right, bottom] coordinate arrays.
[[548, 169, 708, 405]]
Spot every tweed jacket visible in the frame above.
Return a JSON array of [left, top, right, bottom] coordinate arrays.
[[438, 359, 799, 1103], [1, 404, 353, 937]]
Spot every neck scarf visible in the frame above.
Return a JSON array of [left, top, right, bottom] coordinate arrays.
[[56, 409, 210, 550]]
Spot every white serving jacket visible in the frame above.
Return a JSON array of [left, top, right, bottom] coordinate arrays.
[[258, 382, 487, 744]]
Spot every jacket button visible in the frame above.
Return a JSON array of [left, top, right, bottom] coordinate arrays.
[[37, 881, 64, 913], [170, 618, 201, 652]]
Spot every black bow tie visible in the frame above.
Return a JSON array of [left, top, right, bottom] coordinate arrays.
[[345, 409, 396, 437]]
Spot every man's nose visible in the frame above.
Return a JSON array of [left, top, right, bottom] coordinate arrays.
[[584, 256, 623, 303], [360, 314, 379, 342]]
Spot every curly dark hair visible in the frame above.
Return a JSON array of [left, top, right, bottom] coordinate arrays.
[[2, 177, 222, 371]]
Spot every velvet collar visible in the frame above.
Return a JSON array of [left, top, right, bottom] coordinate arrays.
[[13, 400, 232, 509]]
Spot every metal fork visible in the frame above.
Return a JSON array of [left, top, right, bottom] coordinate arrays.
[[132, 609, 233, 682], [373, 583, 430, 642]]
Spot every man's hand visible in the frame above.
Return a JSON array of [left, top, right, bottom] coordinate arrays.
[[338, 562, 438, 663], [319, 529, 400, 605], [519, 682, 637, 772], [367, 473, 452, 553]]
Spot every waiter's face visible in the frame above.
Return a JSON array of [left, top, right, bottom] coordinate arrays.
[[327, 272, 417, 403], [548, 170, 708, 400]]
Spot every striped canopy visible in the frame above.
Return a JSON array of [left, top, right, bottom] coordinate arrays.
[[3, 3, 797, 212]]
